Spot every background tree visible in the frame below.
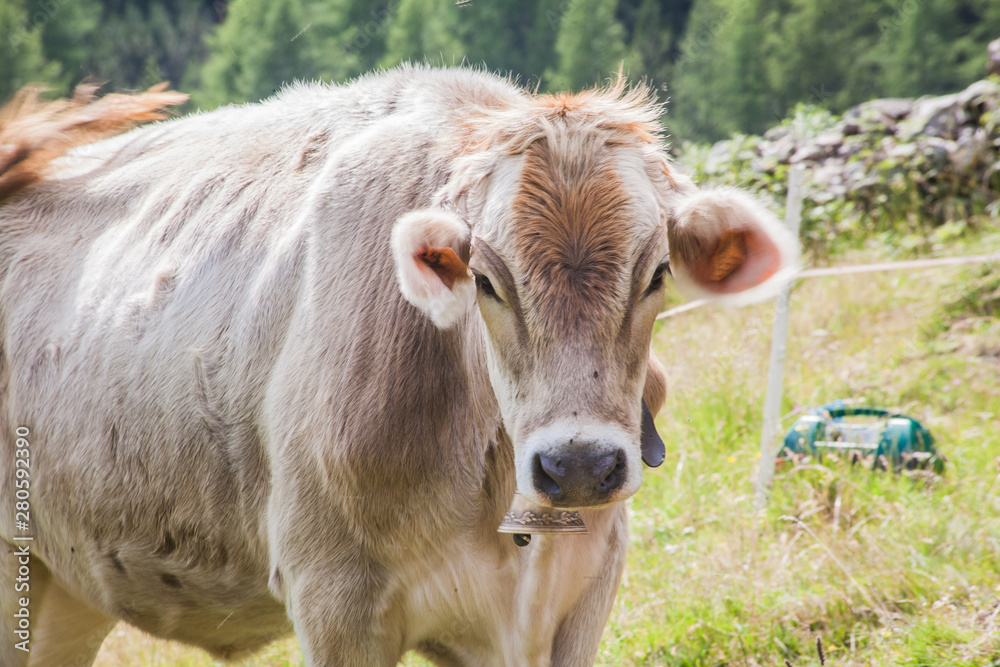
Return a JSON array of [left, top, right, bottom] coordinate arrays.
[[670, 0, 780, 141], [0, 0, 59, 99], [23, 0, 100, 90], [546, 0, 630, 91], [618, 0, 693, 100], [768, 0, 890, 114], [4, 0, 1000, 142], [379, 0, 464, 69], [195, 0, 359, 108], [83, 1, 217, 92], [340, 1, 398, 73], [452, 0, 559, 86], [880, 0, 1000, 98]]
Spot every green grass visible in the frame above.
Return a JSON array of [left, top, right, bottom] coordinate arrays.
[[97, 231, 1000, 666]]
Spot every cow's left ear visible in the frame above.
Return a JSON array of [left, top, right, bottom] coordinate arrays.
[[391, 208, 474, 328], [668, 188, 799, 305], [642, 352, 667, 418]]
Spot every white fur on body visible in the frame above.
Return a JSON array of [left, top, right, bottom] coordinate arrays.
[[0, 66, 795, 666], [0, 68, 632, 666]]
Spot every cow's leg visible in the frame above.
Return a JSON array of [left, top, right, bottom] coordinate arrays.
[[269, 495, 405, 666], [549, 509, 629, 666], [26, 561, 116, 667], [280, 562, 405, 666]]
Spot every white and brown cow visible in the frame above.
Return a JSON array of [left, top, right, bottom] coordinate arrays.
[[0, 67, 796, 666]]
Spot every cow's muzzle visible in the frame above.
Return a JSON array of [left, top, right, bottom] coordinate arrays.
[[517, 422, 640, 508], [532, 448, 626, 507]]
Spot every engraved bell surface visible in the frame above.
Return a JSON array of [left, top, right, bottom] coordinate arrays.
[[496, 493, 588, 535]]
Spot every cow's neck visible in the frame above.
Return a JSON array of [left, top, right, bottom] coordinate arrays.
[[457, 315, 518, 542]]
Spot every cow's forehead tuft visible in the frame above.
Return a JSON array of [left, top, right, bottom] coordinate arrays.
[[457, 75, 665, 156], [507, 130, 636, 338]]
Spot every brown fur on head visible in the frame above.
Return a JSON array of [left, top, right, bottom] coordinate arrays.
[[0, 82, 187, 203], [510, 130, 633, 343], [459, 72, 665, 156]]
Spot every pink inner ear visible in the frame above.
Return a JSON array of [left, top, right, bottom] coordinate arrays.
[[692, 228, 782, 294], [707, 229, 747, 281], [418, 247, 470, 290]]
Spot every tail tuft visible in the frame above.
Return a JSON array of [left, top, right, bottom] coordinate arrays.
[[0, 82, 188, 202]]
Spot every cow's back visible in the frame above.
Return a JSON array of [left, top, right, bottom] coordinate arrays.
[[0, 66, 519, 654]]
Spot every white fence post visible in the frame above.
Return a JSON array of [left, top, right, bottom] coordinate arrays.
[[755, 165, 805, 510]]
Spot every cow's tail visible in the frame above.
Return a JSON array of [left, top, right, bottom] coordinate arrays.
[[0, 82, 188, 203]]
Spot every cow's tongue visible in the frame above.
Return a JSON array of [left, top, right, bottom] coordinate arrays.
[[496, 493, 588, 544]]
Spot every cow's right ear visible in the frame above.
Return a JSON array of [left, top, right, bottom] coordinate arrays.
[[668, 188, 799, 305], [391, 208, 474, 328]]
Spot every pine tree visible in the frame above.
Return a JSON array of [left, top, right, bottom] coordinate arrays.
[[624, 0, 673, 92], [769, 0, 890, 115], [0, 0, 60, 99], [453, 0, 548, 84], [546, 0, 630, 91], [24, 0, 100, 91], [671, 0, 898, 141], [340, 0, 398, 72], [195, 0, 360, 109], [616, 0, 694, 96], [37, 0, 219, 94], [524, 0, 565, 83], [880, 0, 1000, 98], [380, 0, 464, 69], [670, 0, 767, 141]]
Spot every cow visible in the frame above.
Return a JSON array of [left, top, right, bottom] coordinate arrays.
[[0, 66, 797, 666]]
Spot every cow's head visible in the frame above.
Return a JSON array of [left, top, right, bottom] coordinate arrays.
[[392, 85, 798, 509]]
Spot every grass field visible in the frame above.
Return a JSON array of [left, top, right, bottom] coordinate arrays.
[[95, 232, 1000, 666]]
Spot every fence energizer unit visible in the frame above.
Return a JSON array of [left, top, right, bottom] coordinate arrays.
[[781, 400, 943, 472]]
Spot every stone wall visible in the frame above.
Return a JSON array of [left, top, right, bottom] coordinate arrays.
[[679, 41, 1000, 247]]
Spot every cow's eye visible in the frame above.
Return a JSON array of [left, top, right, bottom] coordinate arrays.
[[645, 262, 668, 296], [475, 273, 502, 303]]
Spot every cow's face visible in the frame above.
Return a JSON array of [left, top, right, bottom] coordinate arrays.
[[392, 129, 797, 509]]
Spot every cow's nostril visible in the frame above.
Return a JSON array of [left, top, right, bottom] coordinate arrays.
[[592, 452, 617, 481], [533, 452, 563, 500], [533, 448, 627, 505], [597, 450, 626, 494]]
